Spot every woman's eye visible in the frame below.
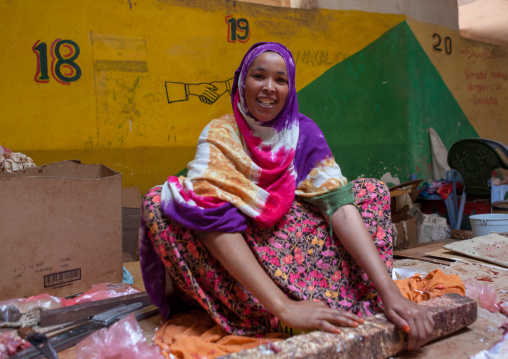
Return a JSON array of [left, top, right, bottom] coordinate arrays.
[[253, 74, 263, 79], [277, 78, 288, 84]]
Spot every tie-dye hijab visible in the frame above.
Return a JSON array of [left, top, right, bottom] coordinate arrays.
[[161, 42, 349, 232]]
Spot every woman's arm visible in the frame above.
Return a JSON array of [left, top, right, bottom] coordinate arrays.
[[198, 231, 364, 333], [329, 204, 435, 351]]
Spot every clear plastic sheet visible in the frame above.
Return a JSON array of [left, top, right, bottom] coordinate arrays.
[[76, 313, 164, 359], [464, 278, 499, 313], [470, 323, 508, 359], [64, 283, 141, 306], [0, 283, 141, 326]]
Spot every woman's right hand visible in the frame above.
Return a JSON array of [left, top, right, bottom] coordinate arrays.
[[380, 291, 435, 351], [276, 299, 364, 334]]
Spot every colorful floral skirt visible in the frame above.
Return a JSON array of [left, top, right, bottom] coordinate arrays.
[[140, 178, 393, 336]]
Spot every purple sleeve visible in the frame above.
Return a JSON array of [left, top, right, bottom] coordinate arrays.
[[293, 114, 336, 185], [161, 197, 248, 233]]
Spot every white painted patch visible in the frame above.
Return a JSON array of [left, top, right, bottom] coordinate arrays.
[[381, 172, 400, 186]]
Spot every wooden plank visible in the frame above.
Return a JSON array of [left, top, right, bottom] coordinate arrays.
[[443, 233, 508, 268], [394, 239, 459, 265], [219, 293, 477, 359], [39, 292, 152, 327]]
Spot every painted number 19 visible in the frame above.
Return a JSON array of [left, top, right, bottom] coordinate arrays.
[[32, 39, 81, 84], [226, 15, 250, 43]]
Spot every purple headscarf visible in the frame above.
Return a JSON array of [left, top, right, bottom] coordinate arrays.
[[231, 42, 299, 132], [231, 42, 341, 186]]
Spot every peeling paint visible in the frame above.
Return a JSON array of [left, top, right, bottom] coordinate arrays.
[[381, 172, 400, 187]]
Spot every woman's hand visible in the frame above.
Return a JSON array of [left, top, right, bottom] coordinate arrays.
[[199, 231, 363, 335], [276, 299, 364, 334], [328, 205, 435, 351], [381, 291, 435, 351]]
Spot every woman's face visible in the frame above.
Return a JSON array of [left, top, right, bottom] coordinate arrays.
[[244, 51, 289, 122]]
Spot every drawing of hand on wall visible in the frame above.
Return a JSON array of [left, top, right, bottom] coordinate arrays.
[[165, 78, 233, 105]]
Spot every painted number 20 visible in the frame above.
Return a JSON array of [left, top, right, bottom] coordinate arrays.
[[432, 34, 452, 55], [32, 39, 81, 84], [226, 15, 250, 43]]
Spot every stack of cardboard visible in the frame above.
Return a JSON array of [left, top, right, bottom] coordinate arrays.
[[389, 180, 421, 250], [408, 206, 450, 243], [390, 179, 450, 249], [122, 187, 142, 261]]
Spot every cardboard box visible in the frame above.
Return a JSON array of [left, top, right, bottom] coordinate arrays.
[[418, 214, 450, 243], [391, 213, 417, 251], [407, 206, 450, 243], [0, 160, 123, 301], [390, 179, 423, 215]]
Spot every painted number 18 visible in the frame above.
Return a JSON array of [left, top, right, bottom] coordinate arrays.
[[32, 39, 81, 84], [226, 15, 250, 43]]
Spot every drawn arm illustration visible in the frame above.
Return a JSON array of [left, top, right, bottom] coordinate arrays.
[[165, 78, 233, 105]]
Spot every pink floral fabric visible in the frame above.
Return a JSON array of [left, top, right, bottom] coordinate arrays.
[[141, 178, 393, 336]]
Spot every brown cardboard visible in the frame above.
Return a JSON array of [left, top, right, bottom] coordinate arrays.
[[391, 213, 417, 251], [121, 186, 141, 208], [0, 160, 123, 301], [122, 187, 142, 260], [389, 179, 423, 215]]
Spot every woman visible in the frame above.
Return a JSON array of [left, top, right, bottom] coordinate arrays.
[[140, 42, 434, 351]]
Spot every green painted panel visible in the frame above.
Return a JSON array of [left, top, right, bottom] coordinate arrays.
[[298, 22, 411, 184], [298, 21, 478, 185], [406, 25, 478, 179]]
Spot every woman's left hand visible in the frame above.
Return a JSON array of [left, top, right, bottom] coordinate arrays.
[[381, 291, 435, 352], [328, 206, 435, 352]]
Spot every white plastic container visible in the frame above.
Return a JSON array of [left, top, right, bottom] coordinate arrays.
[[469, 213, 508, 237]]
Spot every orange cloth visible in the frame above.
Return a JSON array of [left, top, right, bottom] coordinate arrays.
[[154, 270, 465, 358], [153, 310, 288, 359], [395, 269, 465, 303]]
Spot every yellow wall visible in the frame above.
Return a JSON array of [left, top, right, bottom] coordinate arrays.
[[408, 18, 508, 143], [2, 0, 507, 193], [0, 0, 403, 193]]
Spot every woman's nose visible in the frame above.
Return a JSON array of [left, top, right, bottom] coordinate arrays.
[[263, 79, 275, 92]]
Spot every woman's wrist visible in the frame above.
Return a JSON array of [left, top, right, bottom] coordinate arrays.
[[376, 280, 403, 302], [271, 297, 296, 324]]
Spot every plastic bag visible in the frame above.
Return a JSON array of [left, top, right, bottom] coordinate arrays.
[[0, 294, 63, 314], [0, 145, 36, 173], [464, 278, 499, 313], [76, 313, 164, 359], [429, 128, 451, 181]]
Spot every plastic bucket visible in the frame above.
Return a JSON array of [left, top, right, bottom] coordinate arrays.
[[492, 201, 508, 214], [469, 213, 508, 237]]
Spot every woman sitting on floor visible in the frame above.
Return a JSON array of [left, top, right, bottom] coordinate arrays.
[[139, 42, 434, 351]]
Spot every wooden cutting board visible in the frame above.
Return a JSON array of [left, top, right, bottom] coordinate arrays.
[[443, 232, 508, 268]]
